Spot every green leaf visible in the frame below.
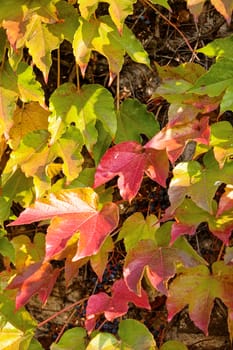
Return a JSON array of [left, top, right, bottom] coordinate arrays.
[[168, 151, 233, 214], [93, 121, 113, 165], [24, 15, 61, 81], [49, 0, 79, 42], [150, 0, 171, 10], [115, 99, 159, 143], [0, 168, 34, 224], [28, 338, 44, 350], [0, 234, 15, 264], [49, 83, 116, 151], [0, 28, 7, 62], [119, 319, 157, 350], [17, 62, 44, 105], [210, 121, 233, 167], [160, 340, 188, 350], [86, 332, 120, 350], [50, 327, 87, 350], [117, 212, 159, 251]]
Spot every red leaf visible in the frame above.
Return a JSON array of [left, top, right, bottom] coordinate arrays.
[[6, 261, 60, 309], [146, 117, 210, 163], [85, 279, 150, 333], [124, 240, 180, 296], [8, 189, 119, 261], [94, 141, 169, 202]]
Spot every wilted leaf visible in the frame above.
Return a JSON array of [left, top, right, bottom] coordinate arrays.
[[85, 279, 150, 332], [8, 188, 119, 262], [94, 141, 169, 202]]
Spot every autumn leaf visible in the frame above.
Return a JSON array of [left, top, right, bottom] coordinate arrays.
[[146, 116, 210, 163], [167, 262, 233, 339], [167, 151, 233, 214], [6, 261, 60, 310], [8, 188, 119, 261], [85, 279, 150, 333], [94, 141, 169, 202], [124, 240, 181, 295]]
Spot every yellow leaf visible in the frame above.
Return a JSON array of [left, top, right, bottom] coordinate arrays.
[[9, 102, 49, 150]]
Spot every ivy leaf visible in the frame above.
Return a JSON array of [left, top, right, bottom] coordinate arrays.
[[90, 236, 114, 281], [167, 262, 233, 339], [78, 0, 136, 33], [49, 83, 116, 150], [124, 240, 180, 295], [24, 15, 60, 82], [6, 261, 60, 310], [0, 168, 34, 224], [85, 279, 150, 333], [50, 327, 86, 350], [210, 121, 233, 168], [8, 188, 119, 261], [146, 116, 210, 163], [94, 141, 169, 202], [217, 185, 233, 216], [115, 99, 160, 143], [9, 102, 49, 150], [168, 151, 233, 214], [86, 333, 119, 350], [117, 212, 159, 251], [168, 198, 233, 244], [118, 319, 157, 350]]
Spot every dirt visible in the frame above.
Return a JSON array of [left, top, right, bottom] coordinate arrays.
[[7, 1, 233, 349]]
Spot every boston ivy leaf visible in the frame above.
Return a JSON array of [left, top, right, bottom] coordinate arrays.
[[117, 212, 159, 251], [86, 333, 119, 350], [50, 327, 86, 350], [94, 141, 169, 202], [90, 236, 114, 281], [24, 15, 61, 82], [6, 261, 60, 310], [8, 188, 119, 261], [0, 229, 15, 264], [167, 262, 233, 338], [168, 151, 233, 214], [146, 116, 210, 163], [150, 0, 170, 10], [115, 99, 159, 143], [9, 102, 49, 150], [85, 279, 150, 333], [0, 168, 34, 224], [168, 197, 233, 244], [124, 240, 181, 295], [78, 0, 136, 33], [217, 185, 233, 216], [73, 17, 98, 77], [49, 82, 116, 150], [118, 319, 157, 350], [160, 341, 188, 350], [210, 121, 233, 168]]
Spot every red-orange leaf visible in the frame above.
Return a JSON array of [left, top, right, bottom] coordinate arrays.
[[85, 279, 150, 333], [6, 261, 60, 310], [94, 141, 169, 202], [8, 188, 119, 261]]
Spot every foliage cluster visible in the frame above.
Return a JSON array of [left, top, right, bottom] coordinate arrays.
[[1, 0, 233, 349]]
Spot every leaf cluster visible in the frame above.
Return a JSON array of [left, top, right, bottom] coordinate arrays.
[[1, 0, 233, 349]]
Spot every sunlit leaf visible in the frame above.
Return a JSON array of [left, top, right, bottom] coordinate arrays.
[[50, 327, 86, 350]]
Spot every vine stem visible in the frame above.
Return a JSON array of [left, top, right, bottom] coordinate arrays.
[[142, 0, 199, 61], [116, 72, 120, 111], [57, 46, 61, 88], [37, 296, 88, 328], [54, 307, 77, 343]]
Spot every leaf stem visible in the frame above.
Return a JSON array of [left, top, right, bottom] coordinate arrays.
[[57, 46, 61, 88], [116, 73, 120, 111], [37, 296, 88, 328], [142, 0, 199, 61]]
